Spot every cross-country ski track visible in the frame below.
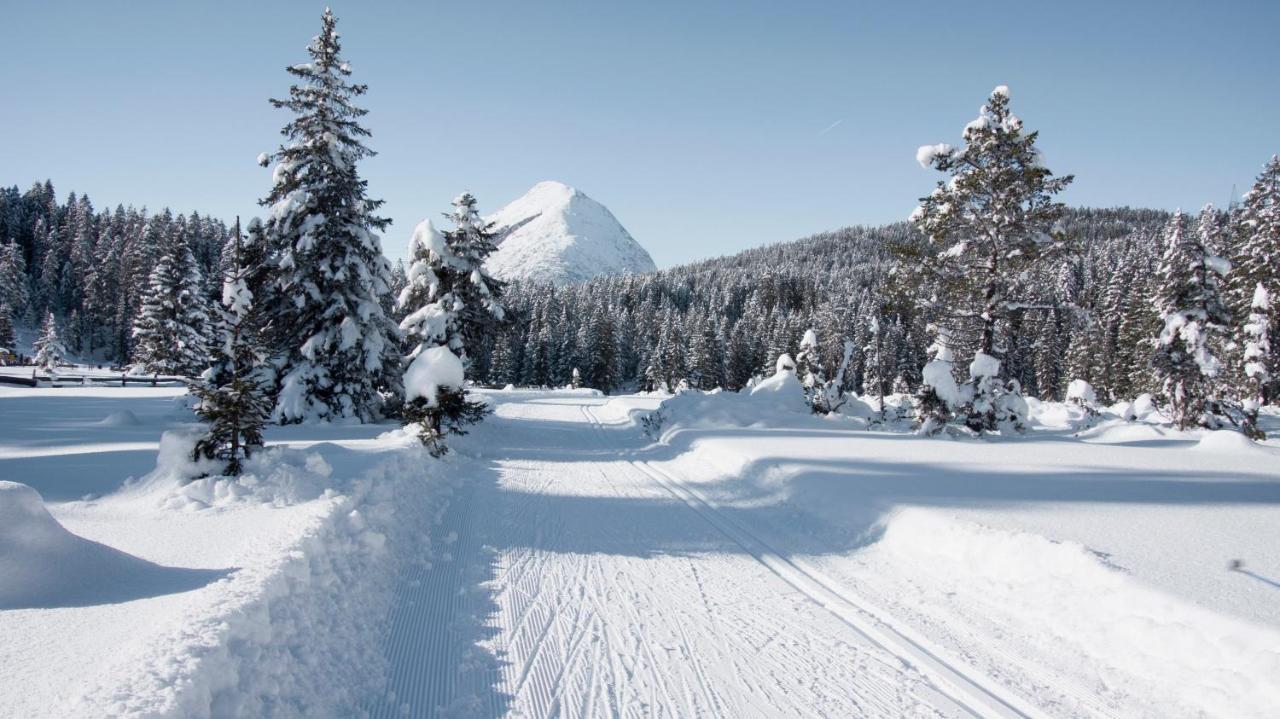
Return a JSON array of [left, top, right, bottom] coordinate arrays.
[[362, 391, 1052, 718]]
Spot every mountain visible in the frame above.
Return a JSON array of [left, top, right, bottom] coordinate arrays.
[[485, 181, 657, 286]]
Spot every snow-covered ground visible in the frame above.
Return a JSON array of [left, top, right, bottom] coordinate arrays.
[[3, 383, 1279, 717]]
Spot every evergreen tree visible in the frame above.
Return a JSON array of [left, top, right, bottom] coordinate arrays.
[[130, 230, 209, 376], [903, 85, 1073, 432], [33, 311, 66, 371], [0, 242, 29, 317], [0, 303, 15, 353], [1151, 210, 1233, 429], [261, 8, 402, 423], [688, 317, 725, 391], [1241, 284, 1271, 440], [396, 217, 491, 453], [438, 193, 505, 362], [1232, 156, 1280, 404], [191, 221, 271, 476]]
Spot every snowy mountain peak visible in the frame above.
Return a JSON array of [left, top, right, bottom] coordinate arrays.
[[485, 181, 656, 286]]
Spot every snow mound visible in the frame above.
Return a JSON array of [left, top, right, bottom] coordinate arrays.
[[1197, 429, 1267, 453], [646, 372, 816, 439], [486, 181, 656, 285], [0, 481, 226, 610], [97, 409, 142, 426], [748, 369, 809, 414], [162, 447, 339, 510]]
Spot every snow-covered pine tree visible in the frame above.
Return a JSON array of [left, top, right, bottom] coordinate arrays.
[[1232, 155, 1280, 404], [261, 8, 402, 424], [33, 311, 66, 372], [396, 215, 492, 454], [795, 328, 821, 392], [905, 85, 1073, 433], [915, 325, 960, 435], [1241, 284, 1272, 439], [130, 228, 210, 376], [1151, 209, 1234, 429], [0, 303, 15, 354], [689, 317, 725, 391], [0, 242, 29, 318], [863, 313, 891, 418], [438, 193, 505, 362], [191, 220, 271, 476]]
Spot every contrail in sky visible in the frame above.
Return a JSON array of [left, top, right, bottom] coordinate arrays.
[[817, 119, 843, 136]]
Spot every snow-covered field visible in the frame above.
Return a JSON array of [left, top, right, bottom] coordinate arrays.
[[3, 381, 1279, 717]]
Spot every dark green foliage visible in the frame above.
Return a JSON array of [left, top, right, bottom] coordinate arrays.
[[192, 376, 271, 476], [191, 222, 270, 476], [401, 387, 489, 457]]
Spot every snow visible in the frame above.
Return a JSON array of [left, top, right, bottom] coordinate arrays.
[[968, 350, 1000, 379], [5, 383, 1280, 717], [484, 181, 657, 285], [1065, 378, 1097, 405], [402, 345, 464, 406], [992, 84, 1010, 98], [915, 142, 952, 169]]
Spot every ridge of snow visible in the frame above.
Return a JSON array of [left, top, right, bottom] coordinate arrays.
[[485, 181, 657, 286]]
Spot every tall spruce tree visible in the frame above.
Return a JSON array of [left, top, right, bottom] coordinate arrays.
[[261, 8, 402, 423], [1241, 284, 1272, 439], [192, 220, 271, 476], [130, 230, 209, 376], [1151, 210, 1233, 429], [438, 193, 505, 363], [904, 85, 1073, 433], [1232, 156, 1280, 404], [0, 303, 15, 354]]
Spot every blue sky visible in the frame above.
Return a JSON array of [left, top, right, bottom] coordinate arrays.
[[2, 1, 1277, 267]]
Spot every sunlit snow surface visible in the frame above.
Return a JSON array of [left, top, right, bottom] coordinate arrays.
[[2, 374, 1279, 717]]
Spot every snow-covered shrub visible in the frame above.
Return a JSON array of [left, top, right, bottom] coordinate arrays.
[[915, 331, 959, 435]]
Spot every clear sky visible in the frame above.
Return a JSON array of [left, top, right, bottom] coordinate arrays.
[[2, 1, 1277, 267]]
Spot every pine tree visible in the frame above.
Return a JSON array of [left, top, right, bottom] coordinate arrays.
[[689, 317, 725, 391], [1232, 156, 1280, 404], [904, 85, 1073, 432], [438, 193, 505, 362], [396, 213, 493, 453], [261, 8, 402, 424], [0, 303, 15, 354], [1151, 209, 1233, 429], [0, 242, 29, 317], [1241, 284, 1272, 439], [130, 230, 209, 376], [33, 311, 66, 372], [915, 326, 960, 434], [191, 220, 271, 476]]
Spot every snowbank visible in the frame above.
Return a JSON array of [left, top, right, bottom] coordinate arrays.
[[71, 448, 457, 717]]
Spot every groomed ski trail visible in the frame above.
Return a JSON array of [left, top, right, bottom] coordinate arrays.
[[367, 391, 1045, 717]]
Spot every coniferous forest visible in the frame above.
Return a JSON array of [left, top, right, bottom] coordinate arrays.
[[1, 10, 1277, 448]]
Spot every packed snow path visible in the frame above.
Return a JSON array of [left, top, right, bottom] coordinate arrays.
[[366, 392, 1041, 718]]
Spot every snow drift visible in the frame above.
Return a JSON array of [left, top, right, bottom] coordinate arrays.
[[486, 181, 656, 285], [0, 481, 227, 610]]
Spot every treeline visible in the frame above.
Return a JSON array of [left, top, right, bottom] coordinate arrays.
[[0, 182, 228, 362], [474, 207, 1172, 401]]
